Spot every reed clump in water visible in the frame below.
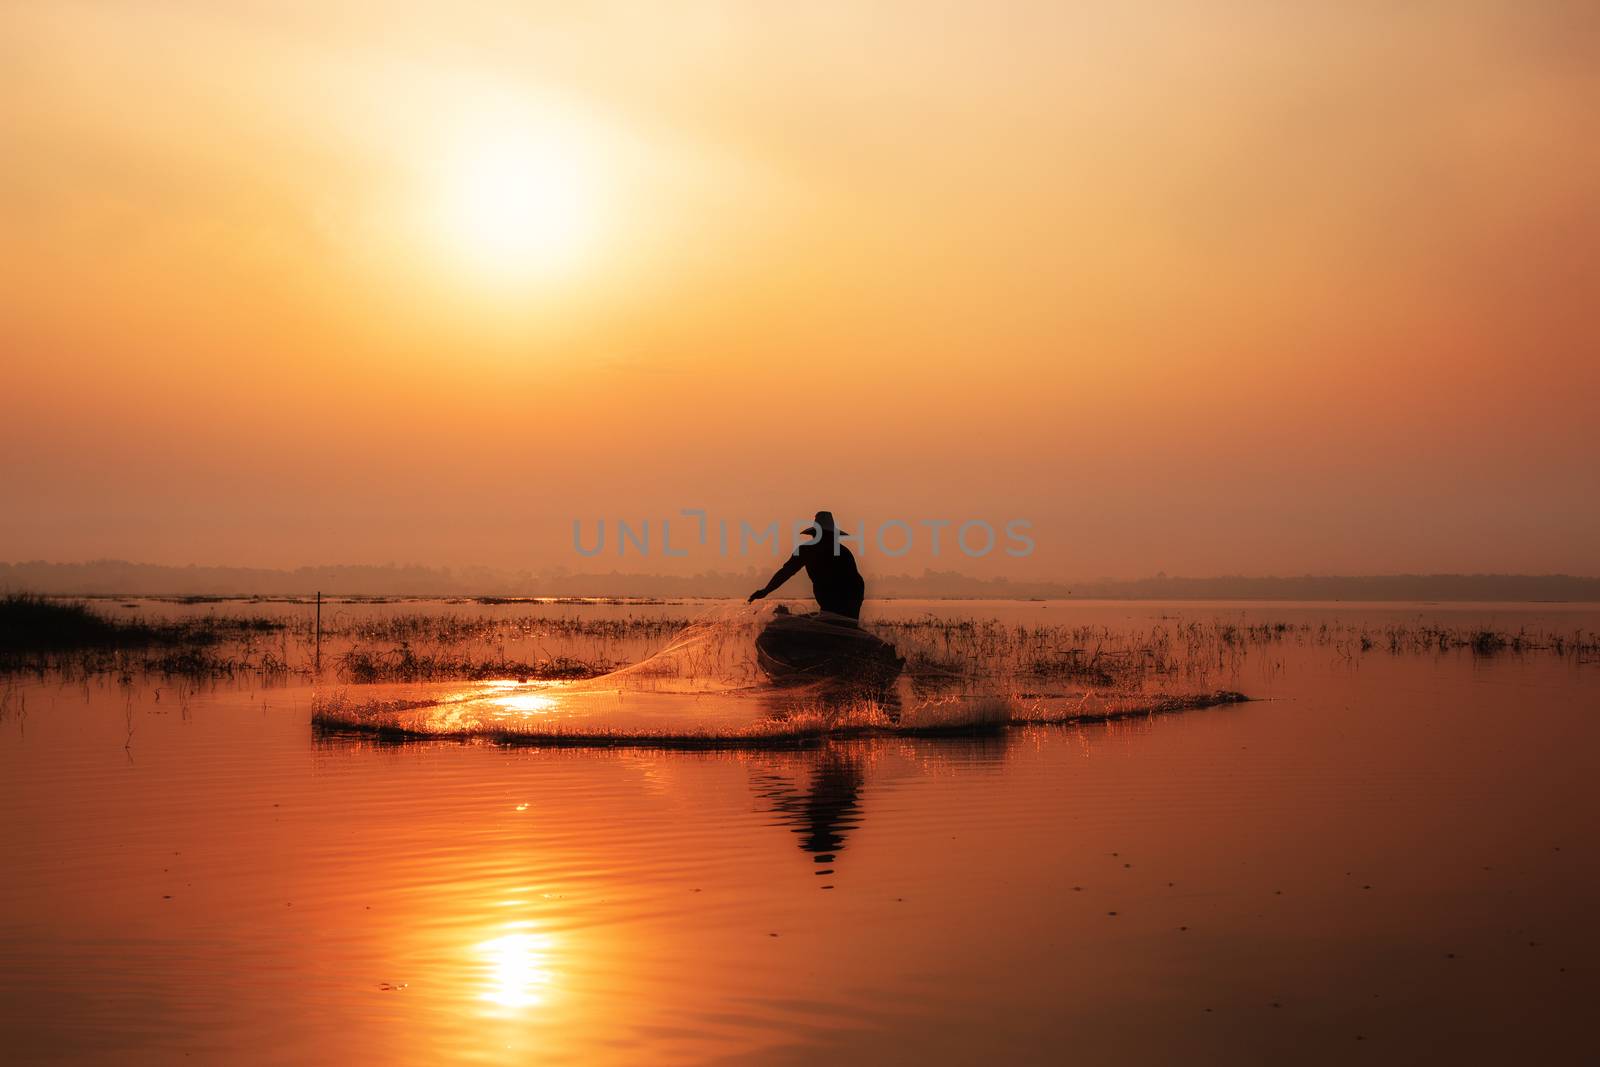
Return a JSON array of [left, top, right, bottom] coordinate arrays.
[[0, 594, 289, 676], [1, 593, 275, 649]]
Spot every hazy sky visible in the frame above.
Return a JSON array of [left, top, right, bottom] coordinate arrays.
[[3, 1, 1597, 578]]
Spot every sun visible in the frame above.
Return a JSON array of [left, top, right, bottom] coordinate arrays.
[[438, 112, 598, 279]]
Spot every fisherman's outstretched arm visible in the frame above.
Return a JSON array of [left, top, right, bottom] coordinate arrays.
[[748, 555, 805, 602]]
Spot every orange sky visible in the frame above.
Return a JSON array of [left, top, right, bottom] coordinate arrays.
[[2, 1, 1597, 578]]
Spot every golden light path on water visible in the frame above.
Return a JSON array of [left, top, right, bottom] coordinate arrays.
[[469, 690, 564, 1016], [475, 926, 557, 1011], [481, 682, 560, 720]]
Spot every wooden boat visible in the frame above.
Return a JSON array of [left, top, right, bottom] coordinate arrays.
[[754, 610, 904, 686]]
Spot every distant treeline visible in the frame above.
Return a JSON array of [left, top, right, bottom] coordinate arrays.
[[2, 560, 1597, 601]]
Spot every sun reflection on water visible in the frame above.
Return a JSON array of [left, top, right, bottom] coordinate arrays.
[[492, 693, 558, 716], [476, 927, 555, 1010], [479, 681, 560, 720]]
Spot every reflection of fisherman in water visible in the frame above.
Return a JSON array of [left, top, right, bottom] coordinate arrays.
[[749, 748, 865, 874], [746, 728, 1011, 884], [748, 511, 865, 619]]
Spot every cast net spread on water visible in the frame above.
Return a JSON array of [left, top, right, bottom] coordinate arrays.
[[310, 602, 1245, 746], [567, 602, 771, 693]]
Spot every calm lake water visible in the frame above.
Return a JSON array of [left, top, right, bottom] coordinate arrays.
[[2, 599, 1597, 1064]]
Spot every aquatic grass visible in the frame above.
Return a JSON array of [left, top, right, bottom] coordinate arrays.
[[0, 681, 24, 724], [327, 612, 690, 644], [0, 594, 288, 675], [1468, 630, 1508, 656], [336, 646, 611, 683], [6, 595, 1596, 682], [871, 615, 1600, 689], [0, 594, 134, 650]]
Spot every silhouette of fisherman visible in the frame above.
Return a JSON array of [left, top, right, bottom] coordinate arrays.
[[748, 511, 865, 619]]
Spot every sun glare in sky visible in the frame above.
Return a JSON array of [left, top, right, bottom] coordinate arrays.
[[3, 3, 1597, 575], [437, 107, 600, 280]]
